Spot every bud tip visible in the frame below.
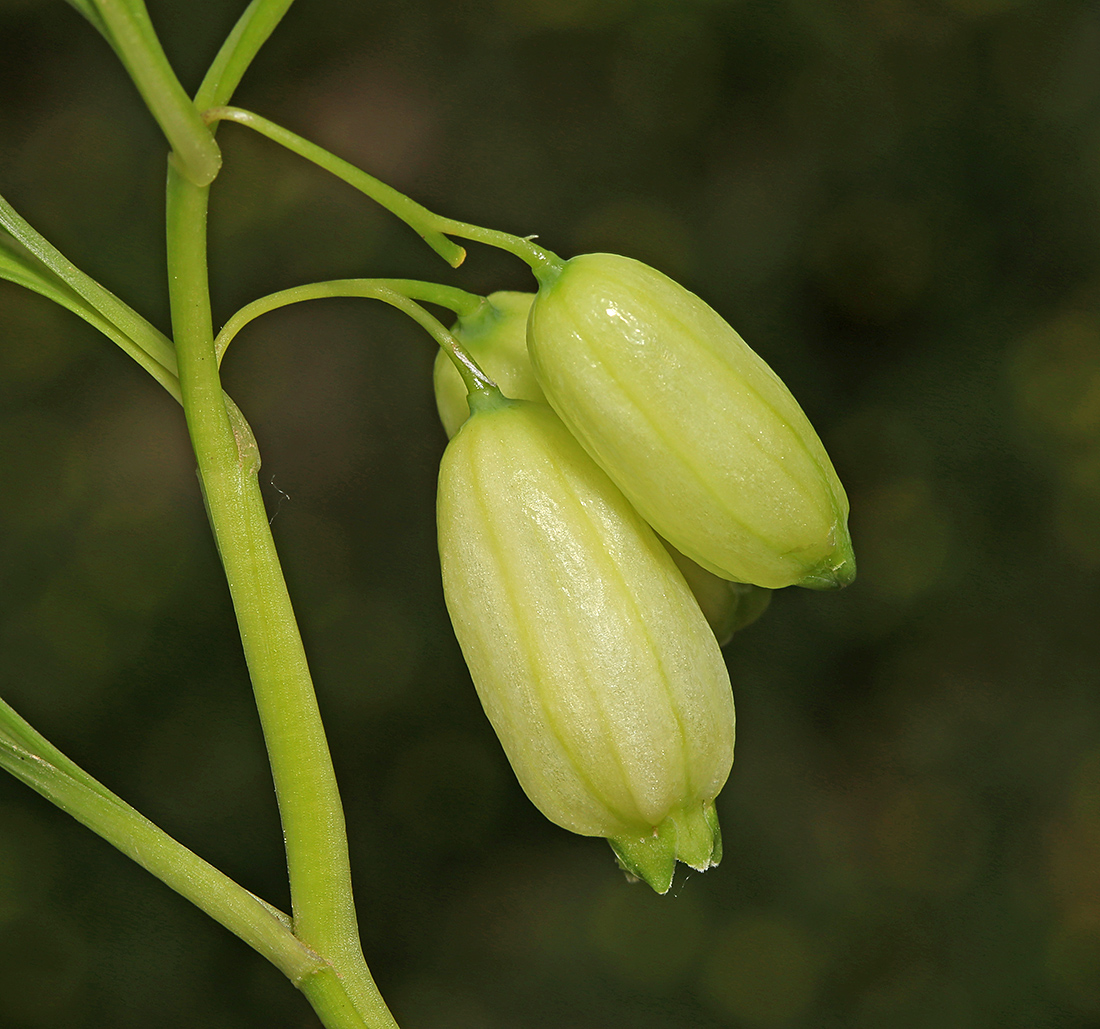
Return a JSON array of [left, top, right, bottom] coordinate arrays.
[[608, 801, 723, 895], [797, 534, 856, 591]]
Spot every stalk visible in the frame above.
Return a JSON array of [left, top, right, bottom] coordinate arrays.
[[164, 158, 398, 1029], [196, 0, 299, 111], [202, 107, 559, 273], [0, 698, 318, 984]]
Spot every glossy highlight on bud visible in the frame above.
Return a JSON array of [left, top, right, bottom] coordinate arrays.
[[527, 253, 855, 590], [437, 391, 735, 892]]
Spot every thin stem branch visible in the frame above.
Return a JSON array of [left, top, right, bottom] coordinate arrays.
[[215, 278, 484, 362], [196, 0, 298, 111], [0, 698, 318, 983], [1, 192, 178, 377], [1, 241, 181, 400], [203, 106, 563, 274], [213, 277, 493, 394], [61, 0, 111, 39]]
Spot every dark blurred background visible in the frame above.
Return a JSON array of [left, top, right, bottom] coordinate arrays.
[[2, 0, 1099, 1026]]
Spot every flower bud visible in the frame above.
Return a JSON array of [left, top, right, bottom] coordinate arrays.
[[433, 292, 541, 438], [437, 391, 735, 893], [434, 307, 768, 646], [527, 253, 855, 590]]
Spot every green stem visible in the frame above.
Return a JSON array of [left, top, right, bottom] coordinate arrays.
[[164, 160, 397, 1029], [202, 106, 562, 274], [91, 0, 221, 186], [62, 0, 111, 39], [0, 244, 181, 401], [214, 277, 493, 395], [0, 697, 318, 984], [196, 0, 298, 111]]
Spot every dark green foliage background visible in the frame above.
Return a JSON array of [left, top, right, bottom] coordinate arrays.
[[2, 0, 1099, 1026]]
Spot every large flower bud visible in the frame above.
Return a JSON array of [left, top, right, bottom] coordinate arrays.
[[527, 253, 855, 590], [437, 391, 735, 893]]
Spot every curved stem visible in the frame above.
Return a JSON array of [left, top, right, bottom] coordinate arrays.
[[215, 278, 483, 362], [0, 248, 182, 402], [203, 106, 563, 274], [1, 191, 178, 378], [0, 697, 318, 984], [165, 159, 397, 1029], [213, 278, 493, 395]]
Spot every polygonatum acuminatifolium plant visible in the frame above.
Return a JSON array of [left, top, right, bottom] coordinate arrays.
[[431, 258, 853, 893], [0, 2, 854, 1025]]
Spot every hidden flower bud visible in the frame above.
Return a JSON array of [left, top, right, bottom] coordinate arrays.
[[437, 390, 735, 893], [663, 542, 771, 647], [527, 253, 855, 590], [433, 292, 541, 438]]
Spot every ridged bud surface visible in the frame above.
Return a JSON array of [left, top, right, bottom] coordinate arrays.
[[528, 253, 855, 590], [434, 302, 766, 645], [437, 394, 735, 891]]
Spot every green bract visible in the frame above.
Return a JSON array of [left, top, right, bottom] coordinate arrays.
[[437, 391, 735, 893], [433, 292, 541, 438], [527, 253, 856, 590]]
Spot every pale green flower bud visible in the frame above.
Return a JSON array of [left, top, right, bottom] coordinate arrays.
[[437, 391, 735, 893], [527, 253, 855, 590], [433, 305, 768, 645], [433, 292, 542, 438]]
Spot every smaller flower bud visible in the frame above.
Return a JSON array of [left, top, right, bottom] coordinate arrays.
[[437, 392, 735, 893], [527, 253, 855, 591], [433, 292, 540, 438], [663, 542, 772, 646]]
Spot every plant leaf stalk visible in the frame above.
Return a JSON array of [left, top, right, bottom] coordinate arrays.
[[203, 106, 561, 274], [0, 696, 318, 984]]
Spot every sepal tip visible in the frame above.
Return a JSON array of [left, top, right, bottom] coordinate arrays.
[[608, 800, 723, 895]]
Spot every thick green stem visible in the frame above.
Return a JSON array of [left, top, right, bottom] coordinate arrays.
[[164, 159, 397, 1029]]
